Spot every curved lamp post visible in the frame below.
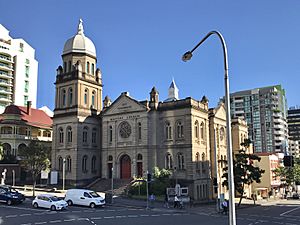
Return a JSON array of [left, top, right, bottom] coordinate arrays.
[[182, 31, 236, 225]]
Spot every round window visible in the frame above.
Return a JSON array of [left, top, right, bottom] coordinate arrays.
[[119, 121, 132, 138]]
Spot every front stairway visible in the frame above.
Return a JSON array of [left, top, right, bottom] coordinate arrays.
[[86, 178, 132, 195]]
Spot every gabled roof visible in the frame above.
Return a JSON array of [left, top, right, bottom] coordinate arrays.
[[1, 105, 52, 129], [102, 92, 148, 115]]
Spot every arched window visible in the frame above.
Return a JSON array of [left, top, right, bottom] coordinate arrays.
[[165, 121, 172, 140], [66, 156, 71, 172], [195, 152, 200, 170], [68, 88, 73, 106], [220, 155, 224, 168], [195, 121, 199, 138], [91, 156, 96, 172], [84, 89, 88, 105], [82, 155, 88, 173], [138, 122, 142, 140], [67, 127, 72, 143], [58, 156, 63, 171], [202, 153, 206, 172], [91, 63, 95, 75], [62, 89, 66, 106], [83, 127, 88, 143], [92, 128, 97, 144], [177, 153, 185, 170], [220, 127, 225, 142], [91, 91, 95, 108], [68, 61, 71, 72], [86, 62, 90, 74], [137, 153, 143, 161], [176, 121, 184, 138], [165, 153, 173, 169], [109, 125, 113, 143], [108, 155, 113, 161], [200, 122, 204, 139], [59, 127, 64, 143]]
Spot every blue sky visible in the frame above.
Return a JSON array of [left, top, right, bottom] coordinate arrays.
[[1, 0, 300, 110]]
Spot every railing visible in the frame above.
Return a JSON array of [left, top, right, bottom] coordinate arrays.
[[0, 55, 12, 61]]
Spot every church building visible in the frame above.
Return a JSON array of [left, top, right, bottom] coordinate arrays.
[[51, 20, 249, 202]]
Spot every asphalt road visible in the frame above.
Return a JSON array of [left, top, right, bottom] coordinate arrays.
[[0, 198, 300, 225]]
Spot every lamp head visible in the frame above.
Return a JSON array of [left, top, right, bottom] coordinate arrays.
[[182, 51, 193, 62]]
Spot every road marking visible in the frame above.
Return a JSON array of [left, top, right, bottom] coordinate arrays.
[[273, 222, 284, 224], [6, 214, 17, 218], [104, 216, 114, 219], [150, 214, 159, 217], [91, 217, 102, 220], [21, 223, 31, 225], [64, 219, 76, 222], [162, 213, 171, 216], [280, 206, 300, 216], [116, 216, 126, 218], [35, 222, 47, 225], [78, 218, 89, 221], [140, 214, 149, 217], [49, 220, 61, 223], [20, 214, 31, 217], [107, 209, 116, 212]]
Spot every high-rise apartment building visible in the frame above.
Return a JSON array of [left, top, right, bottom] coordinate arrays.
[[0, 24, 38, 113], [287, 107, 300, 141], [230, 85, 288, 153]]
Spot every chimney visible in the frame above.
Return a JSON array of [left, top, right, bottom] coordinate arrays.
[[27, 101, 32, 115]]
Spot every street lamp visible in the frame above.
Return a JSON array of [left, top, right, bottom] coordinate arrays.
[[182, 31, 236, 225], [62, 158, 66, 191]]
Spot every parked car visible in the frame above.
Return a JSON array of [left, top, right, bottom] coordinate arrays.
[[292, 193, 299, 199], [32, 194, 68, 211], [0, 185, 25, 205], [64, 189, 105, 208]]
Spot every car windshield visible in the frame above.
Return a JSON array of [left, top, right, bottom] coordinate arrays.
[[49, 196, 60, 201], [89, 192, 100, 198]]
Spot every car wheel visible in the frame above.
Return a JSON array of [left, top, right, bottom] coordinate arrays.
[[50, 205, 56, 211], [67, 200, 73, 206], [33, 202, 38, 208], [7, 200, 12, 206], [90, 202, 96, 208]]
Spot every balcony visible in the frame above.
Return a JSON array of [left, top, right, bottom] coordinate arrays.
[[0, 80, 13, 87], [0, 133, 37, 140], [0, 96, 12, 103], [0, 63, 13, 71], [0, 72, 13, 79], [0, 54, 12, 63]]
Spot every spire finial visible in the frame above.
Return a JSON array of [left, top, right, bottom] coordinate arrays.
[[77, 18, 84, 35]]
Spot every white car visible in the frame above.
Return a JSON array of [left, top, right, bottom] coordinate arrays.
[[65, 189, 105, 208], [32, 194, 68, 211]]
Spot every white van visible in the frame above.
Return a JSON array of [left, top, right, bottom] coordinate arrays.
[[65, 189, 105, 208]]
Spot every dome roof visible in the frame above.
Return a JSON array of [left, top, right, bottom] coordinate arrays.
[[3, 105, 22, 115], [63, 19, 96, 57]]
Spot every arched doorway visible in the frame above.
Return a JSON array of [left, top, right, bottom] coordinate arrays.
[[2, 143, 11, 156], [120, 154, 131, 179]]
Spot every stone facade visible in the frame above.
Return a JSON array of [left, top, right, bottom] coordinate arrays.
[[51, 20, 102, 186], [51, 20, 251, 201], [101, 91, 211, 201]]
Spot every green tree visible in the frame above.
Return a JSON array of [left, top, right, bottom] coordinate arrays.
[[128, 167, 171, 196], [18, 141, 51, 196], [222, 139, 265, 206], [274, 163, 300, 190]]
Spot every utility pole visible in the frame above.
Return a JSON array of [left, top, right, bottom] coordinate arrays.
[[111, 167, 114, 204], [146, 170, 149, 210], [62, 158, 66, 191]]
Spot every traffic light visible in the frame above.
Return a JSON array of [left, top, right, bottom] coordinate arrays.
[[213, 177, 218, 186], [283, 155, 294, 167]]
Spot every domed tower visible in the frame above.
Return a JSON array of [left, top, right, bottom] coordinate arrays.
[[52, 19, 102, 186]]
